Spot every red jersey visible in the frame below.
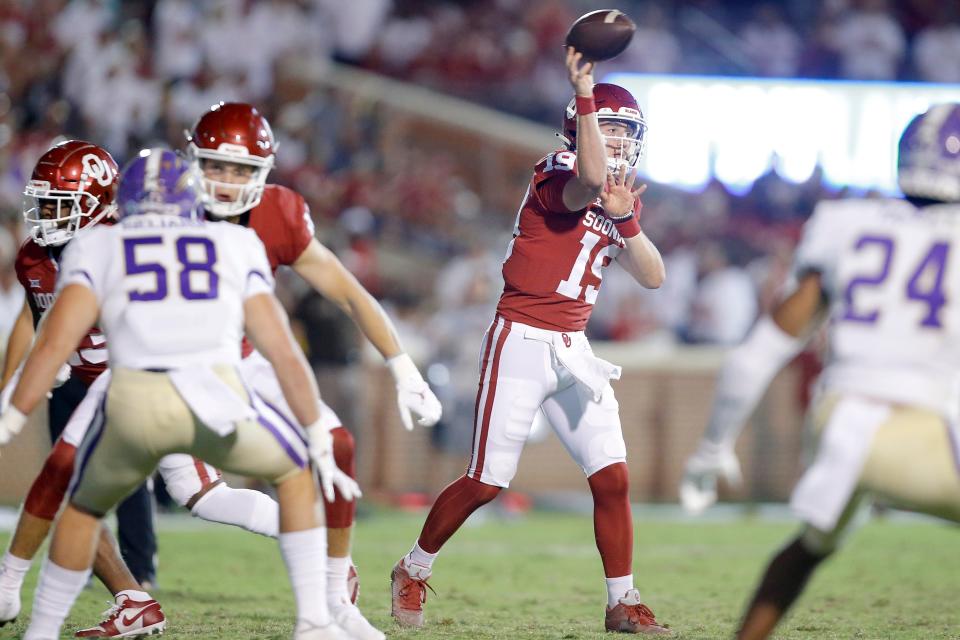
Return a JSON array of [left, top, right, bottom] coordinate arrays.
[[239, 184, 314, 356], [14, 239, 107, 385], [497, 151, 627, 331]]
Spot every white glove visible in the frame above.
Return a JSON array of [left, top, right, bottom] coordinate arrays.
[[52, 363, 71, 389], [387, 353, 442, 431], [679, 440, 742, 515], [305, 421, 362, 503], [0, 407, 28, 448]]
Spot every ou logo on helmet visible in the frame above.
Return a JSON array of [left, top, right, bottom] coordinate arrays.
[[81, 153, 115, 188]]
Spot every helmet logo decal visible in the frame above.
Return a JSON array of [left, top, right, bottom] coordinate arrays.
[[81, 153, 115, 187]]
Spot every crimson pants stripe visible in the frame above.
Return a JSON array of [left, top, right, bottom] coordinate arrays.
[[471, 318, 512, 480], [193, 458, 211, 486], [467, 318, 498, 473]]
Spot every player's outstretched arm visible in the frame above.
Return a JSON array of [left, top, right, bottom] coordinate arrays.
[[562, 46, 607, 212], [0, 285, 97, 446], [292, 239, 442, 430], [0, 299, 34, 388], [680, 274, 824, 514]]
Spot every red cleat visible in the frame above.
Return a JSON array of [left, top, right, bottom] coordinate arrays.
[[74, 593, 165, 638], [605, 589, 670, 635], [390, 559, 433, 628]]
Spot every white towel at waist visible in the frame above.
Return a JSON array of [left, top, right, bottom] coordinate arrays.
[[168, 366, 257, 436], [522, 325, 621, 402]]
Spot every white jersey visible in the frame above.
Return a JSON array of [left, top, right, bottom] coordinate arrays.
[[58, 214, 273, 370], [795, 198, 960, 417]]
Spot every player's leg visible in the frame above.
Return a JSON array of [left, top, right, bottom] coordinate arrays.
[[737, 495, 866, 640], [241, 350, 378, 637], [0, 372, 113, 625], [0, 438, 76, 624], [857, 406, 960, 522], [393, 317, 546, 627], [542, 380, 668, 634], [25, 380, 163, 640], [157, 453, 279, 537], [200, 383, 349, 640], [114, 483, 157, 588]]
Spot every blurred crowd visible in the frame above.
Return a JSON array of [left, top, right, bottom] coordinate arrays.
[[0, 0, 950, 394]]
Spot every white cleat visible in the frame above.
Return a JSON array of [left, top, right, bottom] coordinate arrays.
[[0, 585, 20, 627], [292, 620, 352, 640], [331, 602, 385, 640]]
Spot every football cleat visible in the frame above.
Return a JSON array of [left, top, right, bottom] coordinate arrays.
[[74, 593, 165, 638], [347, 563, 359, 605], [0, 584, 19, 627], [331, 602, 385, 640], [291, 620, 351, 640], [390, 559, 434, 628], [605, 590, 670, 634]]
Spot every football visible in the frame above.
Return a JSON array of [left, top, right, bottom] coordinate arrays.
[[564, 9, 636, 62]]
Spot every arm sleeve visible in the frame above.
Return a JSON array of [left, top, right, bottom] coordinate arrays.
[[702, 315, 807, 448]]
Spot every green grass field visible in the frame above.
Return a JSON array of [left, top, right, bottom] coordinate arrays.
[[2, 510, 958, 639]]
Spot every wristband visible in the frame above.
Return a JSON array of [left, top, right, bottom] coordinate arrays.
[[612, 214, 642, 239], [387, 353, 424, 385], [575, 95, 596, 116]]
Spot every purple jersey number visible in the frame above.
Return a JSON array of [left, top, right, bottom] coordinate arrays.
[[841, 235, 893, 324], [124, 235, 219, 302], [842, 234, 950, 328], [124, 237, 168, 302]]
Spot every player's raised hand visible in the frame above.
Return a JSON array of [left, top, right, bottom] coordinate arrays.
[[600, 167, 647, 219], [566, 46, 595, 98], [389, 353, 442, 430], [305, 422, 362, 502], [679, 440, 742, 515]]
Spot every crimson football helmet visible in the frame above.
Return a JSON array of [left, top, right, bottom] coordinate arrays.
[[559, 83, 647, 172], [185, 102, 276, 218], [22, 140, 119, 247]]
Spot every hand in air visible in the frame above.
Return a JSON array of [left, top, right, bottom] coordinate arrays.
[[565, 46, 595, 98], [600, 167, 647, 219]]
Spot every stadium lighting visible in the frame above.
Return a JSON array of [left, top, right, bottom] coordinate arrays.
[[605, 73, 960, 194]]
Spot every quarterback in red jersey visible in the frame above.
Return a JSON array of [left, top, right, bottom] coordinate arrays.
[[390, 48, 670, 634], [185, 101, 443, 640]]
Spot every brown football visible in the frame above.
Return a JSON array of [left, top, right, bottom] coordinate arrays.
[[564, 9, 636, 62]]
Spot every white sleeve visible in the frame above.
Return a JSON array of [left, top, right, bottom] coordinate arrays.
[[56, 234, 104, 301], [792, 202, 840, 280], [241, 229, 274, 299], [702, 315, 807, 448]]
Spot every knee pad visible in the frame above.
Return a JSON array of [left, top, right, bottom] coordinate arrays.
[[25, 439, 78, 520]]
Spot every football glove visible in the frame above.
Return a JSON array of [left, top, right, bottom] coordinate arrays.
[[304, 421, 362, 503], [0, 406, 28, 449], [679, 440, 742, 515], [387, 353, 442, 431]]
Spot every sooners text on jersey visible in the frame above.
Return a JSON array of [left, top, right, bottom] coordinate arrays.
[[498, 151, 626, 331], [238, 184, 314, 356], [15, 239, 106, 385]]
